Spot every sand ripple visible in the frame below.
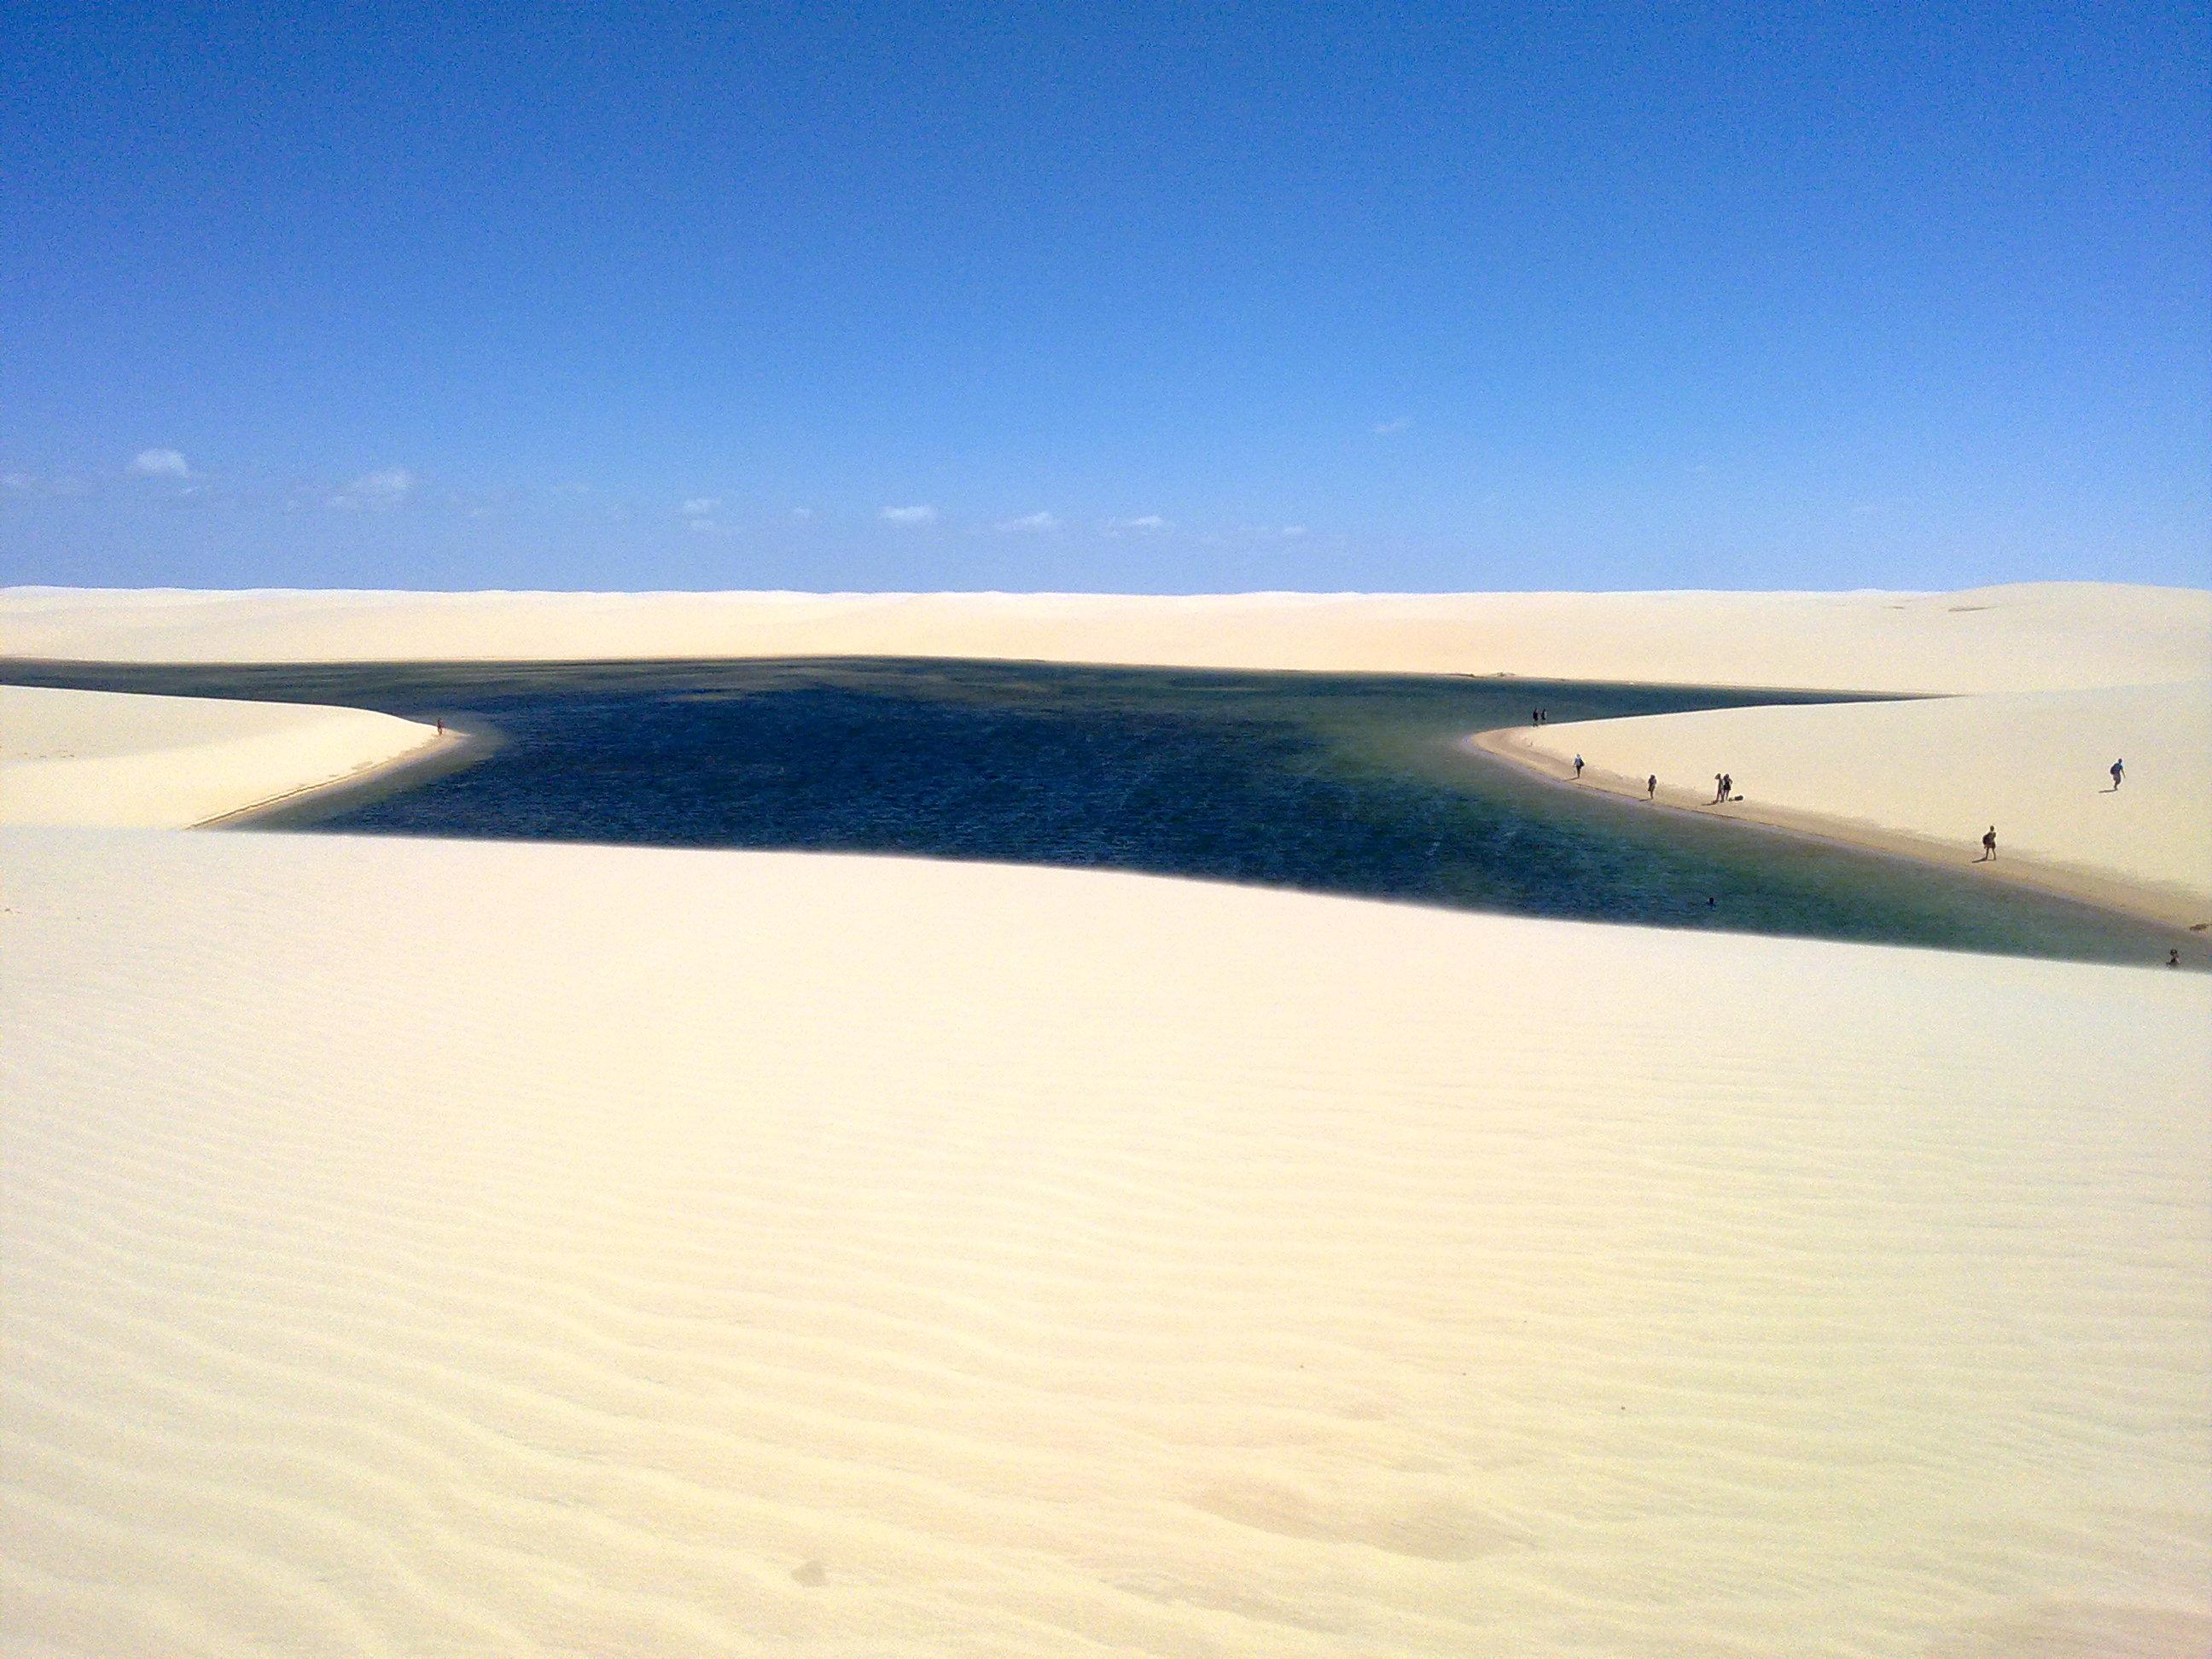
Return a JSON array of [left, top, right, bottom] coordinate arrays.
[[4, 830, 2208, 1655]]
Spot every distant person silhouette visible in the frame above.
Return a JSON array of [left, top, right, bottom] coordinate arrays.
[[1980, 826, 1997, 862], [1646, 773, 1657, 800], [1573, 754, 1585, 779], [1713, 773, 1725, 803], [2169, 949, 2182, 969], [2110, 758, 2124, 790], [1720, 772, 1733, 800]]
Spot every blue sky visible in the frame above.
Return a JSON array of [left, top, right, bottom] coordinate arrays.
[[4, 2, 2206, 592]]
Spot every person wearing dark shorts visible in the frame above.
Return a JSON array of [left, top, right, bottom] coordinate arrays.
[[1980, 826, 1997, 862]]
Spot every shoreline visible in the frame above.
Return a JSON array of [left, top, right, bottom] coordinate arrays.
[[1469, 724, 2211, 939], [194, 722, 481, 829]]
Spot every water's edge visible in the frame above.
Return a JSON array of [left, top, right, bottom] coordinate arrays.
[[3, 655, 2191, 968]]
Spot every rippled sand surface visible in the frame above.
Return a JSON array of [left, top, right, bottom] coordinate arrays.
[[7, 830, 2206, 1656]]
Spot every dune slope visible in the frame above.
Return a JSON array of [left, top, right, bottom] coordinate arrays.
[[1482, 681, 2212, 923], [5, 830, 2207, 1656], [0, 684, 440, 828]]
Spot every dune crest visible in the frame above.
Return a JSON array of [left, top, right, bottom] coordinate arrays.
[[7, 582, 2207, 692]]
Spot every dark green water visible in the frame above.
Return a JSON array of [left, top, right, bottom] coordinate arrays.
[[3, 655, 2180, 964]]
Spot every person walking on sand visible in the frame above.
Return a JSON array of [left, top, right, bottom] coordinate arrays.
[[1573, 754, 1585, 780], [1980, 826, 1997, 862], [2169, 949, 2182, 969], [1713, 773, 1725, 803], [1720, 772, 1732, 801], [1646, 773, 1657, 800], [2110, 758, 2124, 790]]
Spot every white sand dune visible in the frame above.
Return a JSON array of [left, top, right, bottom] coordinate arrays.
[[6, 581, 2208, 692], [1482, 681, 2212, 925], [1, 684, 439, 829], [5, 830, 2208, 1656], [4, 582, 2209, 1654]]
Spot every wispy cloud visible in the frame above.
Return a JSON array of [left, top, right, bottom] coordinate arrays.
[[1371, 418, 1411, 436], [129, 447, 193, 479], [4, 470, 89, 498], [676, 497, 736, 535], [329, 466, 416, 510], [995, 510, 1060, 533], [1103, 514, 1170, 534], [879, 504, 937, 524], [789, 506, 816, 521]]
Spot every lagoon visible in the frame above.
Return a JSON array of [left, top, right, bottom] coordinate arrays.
[[3, 655, 2172, 964]]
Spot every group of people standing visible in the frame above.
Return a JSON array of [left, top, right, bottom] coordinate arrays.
[[1537, 706, 1719, 809]]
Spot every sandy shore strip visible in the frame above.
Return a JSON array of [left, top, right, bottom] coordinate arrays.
[[5, 828, 2209, 1656], [1472, 679, 2212, 932], [0, 684, 446, 830]]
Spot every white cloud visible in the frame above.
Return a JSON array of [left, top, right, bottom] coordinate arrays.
[[1371, 418, 1411, 436], [996, 510, 1060, 533], [879, 504, 937, 524], [130, 447, 193, 479], [329, 467, 416, 510], [1, 469, 90, 498], [789, 506, 816, 521], [680, 497, 721, 518], [1279, 524, 1307, 538], [1103, 514, 1169, 534]]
